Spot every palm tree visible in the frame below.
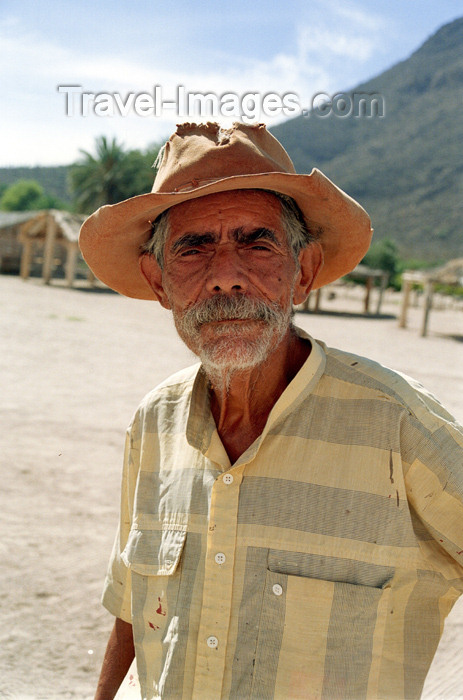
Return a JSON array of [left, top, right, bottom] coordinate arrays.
[[69, 135, 163, 213], [69, 136, 130, 212]]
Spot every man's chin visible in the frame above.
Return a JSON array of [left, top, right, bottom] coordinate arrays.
[[197, 330, 280, 373]]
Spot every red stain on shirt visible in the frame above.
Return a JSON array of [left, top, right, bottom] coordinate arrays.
[[156, 597, 166, 615]]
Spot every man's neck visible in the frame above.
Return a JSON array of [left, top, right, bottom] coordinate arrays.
[[207, 329, 311, 463]]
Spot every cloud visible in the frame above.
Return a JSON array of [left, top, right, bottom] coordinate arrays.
[[296, 0, 389, 72], [0, 1, 391, 164], [298, 25, 377, 62], [332, 0, 386, 32]]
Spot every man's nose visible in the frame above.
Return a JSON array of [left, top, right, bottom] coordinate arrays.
[[204, 246, 248, 294]]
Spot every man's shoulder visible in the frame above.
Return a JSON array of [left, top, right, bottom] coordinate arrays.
[[130, 363, 201, 424], [322, 343, 411, 392], [151, 363, 201, 392], [319, 342, 457, 428]]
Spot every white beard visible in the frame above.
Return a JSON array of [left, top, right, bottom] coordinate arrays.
[[173, 293, 293, 377]]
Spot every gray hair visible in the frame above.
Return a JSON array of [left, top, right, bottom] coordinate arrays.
[[141, 190, 318, 269]]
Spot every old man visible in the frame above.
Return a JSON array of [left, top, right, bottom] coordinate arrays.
[[79, 122, 463, 700]]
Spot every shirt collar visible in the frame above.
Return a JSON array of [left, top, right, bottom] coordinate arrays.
[[185, 327, 326, 468]]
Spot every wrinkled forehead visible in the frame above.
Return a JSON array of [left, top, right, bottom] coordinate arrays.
[[167, 189, 284, 234]]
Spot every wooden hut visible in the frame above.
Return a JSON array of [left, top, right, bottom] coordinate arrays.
[[399, 258, 463, 336], [16, 209, 93, 288], [0, 211, 41, 273], [300, 264, 389, 315]]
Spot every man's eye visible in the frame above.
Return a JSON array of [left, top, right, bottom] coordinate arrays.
[[249, 244, 271, 251], [180, 248, 200, 256]]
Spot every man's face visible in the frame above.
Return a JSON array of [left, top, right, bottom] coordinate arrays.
[[158, 190, 302, 372]]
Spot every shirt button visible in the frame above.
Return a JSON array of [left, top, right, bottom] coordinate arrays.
[[223, 473, 233, 484], [207, 635, 218, 649], [272, 583, 283, 596], [214, 552, 226, 565]]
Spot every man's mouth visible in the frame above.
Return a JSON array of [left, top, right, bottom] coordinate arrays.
[[211, 317, 257, 322], [203, 317, 262, 326]]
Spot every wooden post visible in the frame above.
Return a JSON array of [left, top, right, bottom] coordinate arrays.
[[399, 278, 412, 328], [375, 274, 387, 315], [42, 213, 57, 284], [364, 276, 372, 314], [65, 244, 78, 287], [420, 281, 434, 337], [20, 238, 33, 280]]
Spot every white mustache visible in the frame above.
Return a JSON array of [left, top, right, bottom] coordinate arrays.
[[180, 294, 284, 329]]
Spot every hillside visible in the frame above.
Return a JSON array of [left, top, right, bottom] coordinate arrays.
[[271, 17, 463, 261], [0, 166, 71, 204]]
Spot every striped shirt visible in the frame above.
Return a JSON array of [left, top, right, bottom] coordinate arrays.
[[102, 330, 463, 700]]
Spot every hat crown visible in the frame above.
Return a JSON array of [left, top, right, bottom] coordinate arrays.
[[152, 122, 297, 194]]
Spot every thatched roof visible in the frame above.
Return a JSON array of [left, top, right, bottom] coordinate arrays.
[[349, 264, 389, 279], [403, 258, 463, 286], [18, 209, 85, 244], [428, 258, 463, 285], [0, 211, 41, 230]]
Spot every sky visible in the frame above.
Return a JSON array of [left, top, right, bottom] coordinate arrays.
[[1, 0, 462, 167]]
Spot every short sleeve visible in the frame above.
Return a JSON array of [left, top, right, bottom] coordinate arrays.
[[402, 396, 463, 576], [101, 421, 140, 622]]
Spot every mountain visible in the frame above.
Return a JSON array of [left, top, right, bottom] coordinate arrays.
[[271, 17, 463, 261]]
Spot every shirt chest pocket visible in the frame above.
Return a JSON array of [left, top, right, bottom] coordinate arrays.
[[121, 522, 188, 576], [251, 570, 391, 700]]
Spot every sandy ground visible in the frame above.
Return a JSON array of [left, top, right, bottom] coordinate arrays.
[[1, 274, 462, 700]]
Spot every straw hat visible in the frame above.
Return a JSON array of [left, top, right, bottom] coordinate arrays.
[[79, 121, 373, 299]]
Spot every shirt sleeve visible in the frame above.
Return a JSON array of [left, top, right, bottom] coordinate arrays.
[[101, 418, 140, 623], [401, 385, 463, 577]]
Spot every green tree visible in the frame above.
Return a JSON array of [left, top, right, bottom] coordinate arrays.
[[362, 238, 400, 284], [69, 136, 162, 213], [120, 145, 163, 196], [69, 136, 128, 212], [0, 179, 62, 211]]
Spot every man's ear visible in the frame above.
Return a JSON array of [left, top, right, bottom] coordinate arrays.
[[138, 254, 171, 309], [292, 242, 324, 306]]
